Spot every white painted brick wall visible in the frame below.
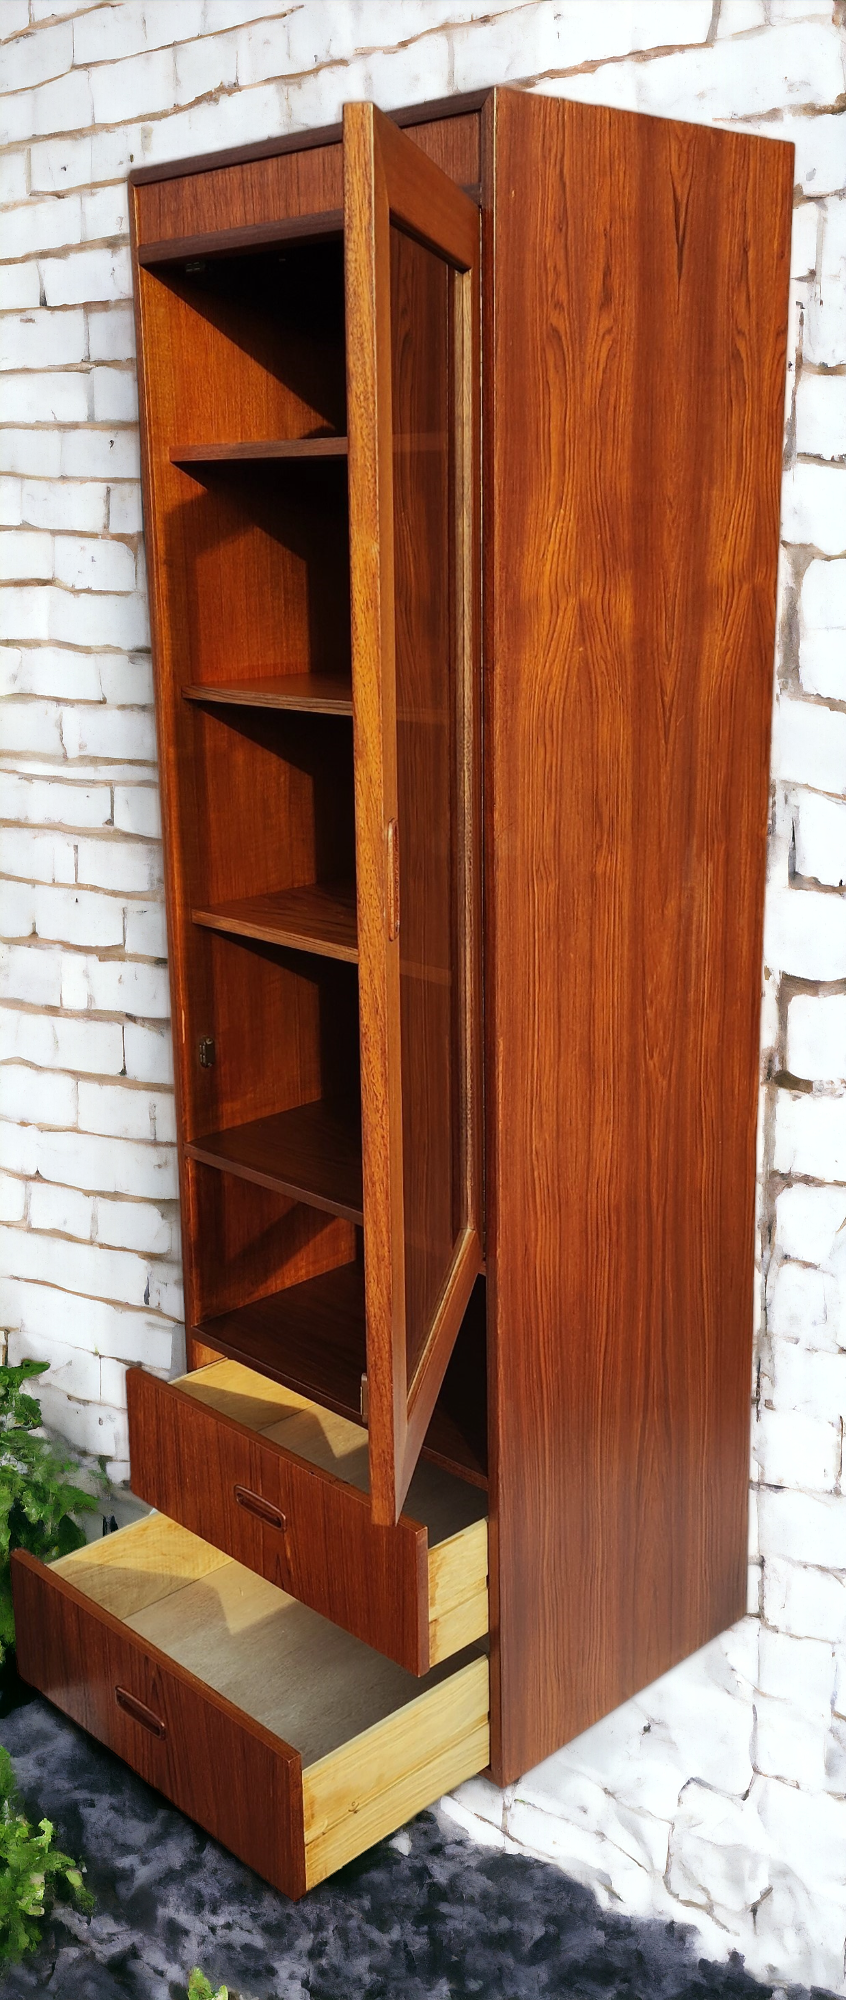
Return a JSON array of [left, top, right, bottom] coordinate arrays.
[[2, 2, 846, 1987]]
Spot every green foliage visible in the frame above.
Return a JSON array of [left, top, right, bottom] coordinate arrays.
[[188, 1972, 229, 2000], [0, 1359, 101, 1662], [0, 1744, 93, 1964]]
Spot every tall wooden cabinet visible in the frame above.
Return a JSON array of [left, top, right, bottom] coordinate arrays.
[[13, 88, 792, 1898]]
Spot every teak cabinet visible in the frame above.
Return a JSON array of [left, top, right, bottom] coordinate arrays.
[[13, 87, 793, 1899]]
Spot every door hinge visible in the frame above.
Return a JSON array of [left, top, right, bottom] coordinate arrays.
[[198, 1036, 216, 1068]]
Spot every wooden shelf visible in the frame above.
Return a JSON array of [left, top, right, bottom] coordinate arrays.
[[186, 1099, 362, 1223], [194, 1263, 488, 1491], [192, 883, 357, 962], [183, 674, 353, 716], [138, 208, 344, 268], [171, 438, 348, 469]]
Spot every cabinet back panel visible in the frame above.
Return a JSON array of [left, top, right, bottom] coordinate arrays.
[[187, 1163, 355, 1322], [180, 707, 355, 908], [182, 939, 359, 1140], [484, 91, 792, 1781]]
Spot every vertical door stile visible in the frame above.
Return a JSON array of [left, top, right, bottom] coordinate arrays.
[[344, 104, 482, 1525]]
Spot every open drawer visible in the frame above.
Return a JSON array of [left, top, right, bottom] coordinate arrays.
[[126, 1361, 488, 1675], [12, 1514, 489, 1899]]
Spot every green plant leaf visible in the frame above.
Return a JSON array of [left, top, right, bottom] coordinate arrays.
[[188, 1971, 229, 2000], [0, 1749, 93, 1964]]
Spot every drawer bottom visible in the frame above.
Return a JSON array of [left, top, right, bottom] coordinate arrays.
[[12, 1514, 489, 1898]]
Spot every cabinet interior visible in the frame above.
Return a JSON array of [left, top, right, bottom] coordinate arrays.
[[144, 222, 487, 1496]]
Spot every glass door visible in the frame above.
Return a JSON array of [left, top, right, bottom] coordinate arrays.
[[344, 103, 481, 1524]]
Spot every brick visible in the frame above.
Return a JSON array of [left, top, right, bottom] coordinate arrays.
[[95, 1195, 174, 1257], [0, 1174, 26, 1224], [1, 588, 50, 643], [53, 534, 136, 593], [44, 584, 149, 651], [123, 1021, 173, 1086], [89, 47, 176, 127], [86, 305, 135, 362], [30, 68, 95, 141], [0, 1123, 38, 1178], [6, 880, 125, 949], [0, 369, 89, 427], [801, 557, 846, 629], [795, 373, 846, 464], [60, 427, 139, 478], [123, 901, 167, 957], [77, 1078, 175, 1145], [754, 1691, 829, 1789], [774, 1089, 846, 1182], [0, 942, 63, 1008], [0, 1062, 76, 1127], [0, 483, 21, 527], [759, 1487, 846, 1568], [1, 21, 73, 93], [97, 655, 153, 706], [75, 835, 161, 893], [81, 186, 130, 244], [0, 265, 40, 311], [0, 772, 112, 829], [1, 644, 102, 700], [1, 429, 62, 477], [29, 1180, 93, 1241], [40, 245, 132, 310], [0, 307, 87, 372], [62, 704, 156, 762], [28, 131, 93, 195], [776, 1183, 846, 1266], [91, 367, 138, 424], [0, 1010, 124, 1077], [782, 465, 846, 553], [770, 1340, 846, 1423], [174, 30, 239, 105], [107, 484, 143, 535], [767, 1258, 841, 1348], [36, 1123, 178, 1198], [759, 1627, 835, 1712], [788, 993, 846, 1079], [0, 529, 53, 581], [799, 630, 846, 704], [0, 149, 27, 204], [716, 0, 767, 29], [0, 193, 82, 258], [766, 884, 846, 978], [72, 0, 205, 66], [754, 1406, 840, 1493], [1, 696, 64, 754], [61, 954, 169, 1019], [20, 481, 108, 534], [1, 825, 77, 885], [113, 784, 161, 839]]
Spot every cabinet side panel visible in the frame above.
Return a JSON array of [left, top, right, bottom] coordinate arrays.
[[485, 91, 792, 1782]]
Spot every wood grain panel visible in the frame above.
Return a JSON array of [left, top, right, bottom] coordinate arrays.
[[483, 90, 792, 1782], [187, 1098, 363, 1221], [135, 143, 344, 248], [12, 1549, 306, 1898], [183, 674, 352, 715]]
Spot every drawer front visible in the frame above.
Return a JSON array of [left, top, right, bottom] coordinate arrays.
[[127, 1368, 431, 1672], [12, 1548, 306, 1898]]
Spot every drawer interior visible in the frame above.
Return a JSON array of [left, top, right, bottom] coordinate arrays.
[[175, 1359, 489, 1659], [51, 1514, 489, 1887]]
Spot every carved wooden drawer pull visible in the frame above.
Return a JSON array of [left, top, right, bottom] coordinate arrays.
[[114, 1686, 166, 1739], [234, 1485, 287, 1532]]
